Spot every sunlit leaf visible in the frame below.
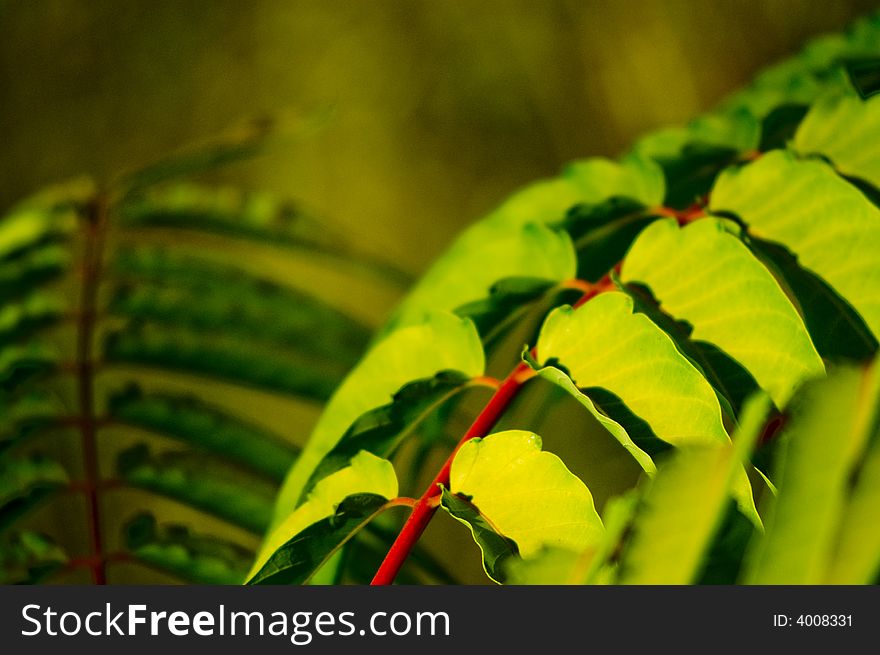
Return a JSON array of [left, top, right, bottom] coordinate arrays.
[[506, 493, 637, 585], [303, 371, 472, 496], [711, 150, 880, 339], [248, 451, 397, 579], [272, 312, 483, 528], [444, 430, 604, 582], [622, 217, 824, 407], [794, 90, 880, 188]]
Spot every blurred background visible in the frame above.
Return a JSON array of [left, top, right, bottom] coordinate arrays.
[[2, 0, 878, 584], [3, 0, 878, 276]]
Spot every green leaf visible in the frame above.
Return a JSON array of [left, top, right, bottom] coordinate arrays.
[[117, 445, 277, 534], [252, 450, 397, 579], [846, 58, 880, 99], [759, 104, 809, 151], [505, 493, 637, 585], [558, 197, 659, 282], [271, 312, 483, 529], [744, 364, 880, 583], [561, 154, 666, 211], [439, 487, 519, 583], [0, 455, 68, 530], [103, 323, 348, 402], [535, 294, 760, 523], [634, 108, 760, 208], [109, 249, 371, 365], [0, 530, 67, 584], [124, 513, 253, 585], [532, 366, 656, 474], [536, 293, 729, 448], [794, 91, 880, 188], [388, 223, 576, 331], [119, 182, 337, 255], [0, 294, 66, 347], [303, 371, 472, 497], [620, 284, 762, 418], [825, 413, 880, 583], [634, 108, 761, 161], [618, 393, 770, 584], [0, 245, 70, 304], [454, 277, 556, 343], [247, 493, 395, 585], [0, 207, 77, 261], [0, 344, 57, 393], [621, 217, 824, 408], [748, 238, 877, 360], [444, 430, 604, 582], [0, 392, 61, 454], [107, 385, 298, 482], [710, 150, 880, 339]]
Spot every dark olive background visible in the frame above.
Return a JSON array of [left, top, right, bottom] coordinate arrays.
[[3, 0, 877, 275]]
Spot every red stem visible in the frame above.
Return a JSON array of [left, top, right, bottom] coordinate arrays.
[[76, 196, 108, 585], [371, 361, 535, 585]]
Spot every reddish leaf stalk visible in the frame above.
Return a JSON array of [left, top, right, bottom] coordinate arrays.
[[76, 196, 109, 585], [371, 360, 535, 585], [371, 275, 628, 584]]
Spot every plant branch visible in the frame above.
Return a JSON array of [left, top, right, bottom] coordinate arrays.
[[371, 360, 535, 584], [371, 202, 721, 584], [76, 194, 109, 584]]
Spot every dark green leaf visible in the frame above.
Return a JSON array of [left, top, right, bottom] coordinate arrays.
[[846, 58, 880, 98], [0, 455, 68, 530], [104, 323, 348, 402], [759, 104, 809, 151], [439, 486, 519, 584], [0, 530, 67, 584], [108, 248, 371, 365], [454, 277, 555, 343], [124, 513, 254, 585], [303, 371, 471, 499], [108, 384, 298, 482], [117, 445, 276, 534], [0, 245, 70, 304], [119, 181, 337, 252], [0, 344, 57, 393], [247, 493, 392, 585], [656, 144, 743, 209], [0, 392, 62, 454], [0, 294, 65, 347], [749, 237, 877, 361], [558, 196, 656, 282]]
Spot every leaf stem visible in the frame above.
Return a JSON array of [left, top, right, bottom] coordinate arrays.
[[76, 194, 109, 585], [371, 361, 535, 584]]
